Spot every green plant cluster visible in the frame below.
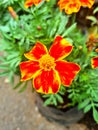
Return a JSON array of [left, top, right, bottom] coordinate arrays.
[[0, 0, 98, 123]]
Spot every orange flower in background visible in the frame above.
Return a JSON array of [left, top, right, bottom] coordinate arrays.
[[24, 0, 41, 8], [80, 0, 94, 8], [58, 0, 81, 14], [24, 0, 49, 8], [91, 56, 98, 68], [19, 36, 80, 94], [58, 0, 94, 14]]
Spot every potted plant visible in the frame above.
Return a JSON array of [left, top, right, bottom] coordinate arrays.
[[0, 0, 98, 125]]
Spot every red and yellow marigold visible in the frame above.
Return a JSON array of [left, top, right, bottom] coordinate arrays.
[[24, 0, 49, 8], [19, 36, 80, 94], [91, 56, 98, 68], [58, 0, 94, 14], [80, 0, 94, 8]]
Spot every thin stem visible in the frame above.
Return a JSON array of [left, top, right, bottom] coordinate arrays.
[[71, 13, 76, 24]]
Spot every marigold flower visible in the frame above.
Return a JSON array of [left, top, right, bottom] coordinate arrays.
[[19, 36, 80, 94], [58, 0, 94, 14], [91, 56, 98, 68], [58, 0, 81, 14], [24, 0, 49, 8], [80, 0, 94, 8]]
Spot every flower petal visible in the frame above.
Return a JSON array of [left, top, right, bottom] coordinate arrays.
[[91, 56, 98, 68], [24, 0, 42, 8], [33, 69, 61, 94], [80, 0, 94, 8], [49, 36, 73, 60], [55, 60, 80, 86], [20, 60, 40, 81], [24, 0, 33, 8], [58, 0, 81, 14], [24, 42, 48, 60]]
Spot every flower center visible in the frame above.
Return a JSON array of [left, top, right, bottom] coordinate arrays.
[[39, 54, 56, 71]]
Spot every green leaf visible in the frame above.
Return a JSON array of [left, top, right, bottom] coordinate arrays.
[[93, 107, 98, 123], [84, 104, 92, 113], [49, 19, 59, 37], [13, 81, 23, 89], [52, 97, 58, 106], [86, 16, 97, 25], [42, 94, 51, 98], [18, 81, 28, 93], [93, 7, 98, 14], [56, 15, 68, 35], [0, 65, 8, 70], [10, 58, 21, 68], [78, 99, 90, 110], [0, 71, 9, 77], [55, 94, 64, 104], [43, 97, 52, 106], [8, 71, 14, 84], [62, 23, 76, 37], [7, 52, 20, 60]]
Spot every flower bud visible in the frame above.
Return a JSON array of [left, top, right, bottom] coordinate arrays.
[[8, 6, 18, 20]]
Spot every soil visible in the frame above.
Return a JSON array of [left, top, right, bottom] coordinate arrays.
[[79, 111, 98, 130]]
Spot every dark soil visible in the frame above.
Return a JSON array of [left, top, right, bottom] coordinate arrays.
[[79, 111, 98, 130]]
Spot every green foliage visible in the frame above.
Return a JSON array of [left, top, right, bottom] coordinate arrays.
[[62, 23, 77, 37], [93, 107, 98, 123], [42, 85, 66, 106]]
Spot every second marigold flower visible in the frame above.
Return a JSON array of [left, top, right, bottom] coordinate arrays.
[[24, 0, 49, 8], [58, 0, 94, 14], [91, 56, 98, 68]]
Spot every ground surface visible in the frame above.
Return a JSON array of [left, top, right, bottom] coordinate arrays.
[[0, 76, 97, 130]]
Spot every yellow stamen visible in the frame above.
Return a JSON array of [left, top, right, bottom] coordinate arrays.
[[39, 54, 56, 71]]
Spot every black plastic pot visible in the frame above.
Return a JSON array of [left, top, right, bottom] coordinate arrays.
[[35, 93, 84, 126]]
